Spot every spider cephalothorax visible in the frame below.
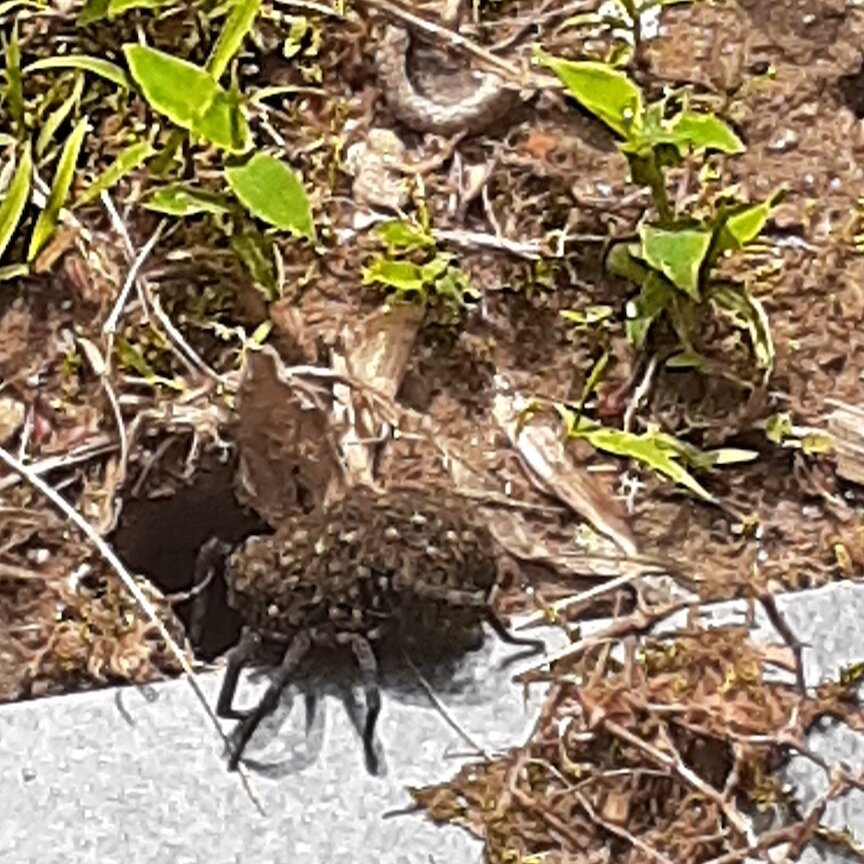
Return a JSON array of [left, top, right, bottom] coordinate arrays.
[[208, 483, 541, 771]]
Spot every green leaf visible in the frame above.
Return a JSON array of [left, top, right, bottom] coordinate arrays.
[[115, 335, 184, 390], [24, 55, 131, 89], [36, 72, 84, 157], [606, 241, 649, 282], [142, 182, 232, 216], [0, 142, 32, 262], [78, 0, 175, 23], [567, 418, 717, 502], [560, 305, 614, 330], [3, 23, 24, 137], [0, 262, 29, 280], [709, 280, 774, 371], [580, 350, 609, 409], [224, 152, 314, 239], [373, 219, 435, 253], [362, 258, 425, 294], [539, 53, 643, 139], [124, 44, 250, 153], [625, 271, 672, 348], [110, 0, 175, 11], [28, 116, 88, 260], [231, 228, 278, 297], [711, 192, 781, 259], [75, 139, 155, 206], [639, 224, 711, 300], [668, 110, 745, 155], [207, 0, 262, 80], [76, 0, 110, 22], [765, 412, 792, 445]]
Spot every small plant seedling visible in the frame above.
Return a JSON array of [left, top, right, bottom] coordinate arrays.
[[362, 216, 479, 322], [540, 52, 780, 380], [555, 403, 757, 503]]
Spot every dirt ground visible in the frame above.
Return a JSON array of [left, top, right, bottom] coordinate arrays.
[[2, 0, 864, 859]]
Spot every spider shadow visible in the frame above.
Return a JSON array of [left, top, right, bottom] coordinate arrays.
[[224, 623, 543, 780]]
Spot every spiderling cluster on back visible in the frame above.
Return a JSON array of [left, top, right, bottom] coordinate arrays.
[[202, 483, 542, 772]]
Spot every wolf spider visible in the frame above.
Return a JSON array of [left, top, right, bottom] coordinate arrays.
[[194, 484, 544, 772]]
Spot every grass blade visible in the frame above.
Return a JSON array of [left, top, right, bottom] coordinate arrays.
[[207, 0, 262, 81], [28, 117, 88, 260], [36, 72, 84, 157], [3, 22, 25, 137], [0, 142, 32, 262], [74, 139, 155, 207], [24, 56, 131, 89]]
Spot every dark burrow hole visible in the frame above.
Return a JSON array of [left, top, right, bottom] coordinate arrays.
[[111, 457, 266, 661], [838, 62, 864, 118]]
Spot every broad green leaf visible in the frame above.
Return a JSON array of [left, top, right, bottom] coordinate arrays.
[[124, 44, 250, 153], [625, 271, 671, 348], [567, 418, 717, 502], [709, 280, 774, 371], [711, 192, 781, 258], [373, 219, 434, 252], [75, 139, 155, 206], [3, 23, 24, 136], [28, 117, 88, 260], [539, 53, 643, 139], [362, 258, 425, 294], [0, 143, 31, 262], [207, 0, 262, 80], [24, 55, 131, 89], [37, 72, 84, 157], [143, 182, 232, 216], [668, 110, 744, 155], [639, 224, 711, 299], [224, 153, 314, 238]]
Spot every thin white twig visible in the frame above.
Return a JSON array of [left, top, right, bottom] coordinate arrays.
[[401, 648, 494, 761], [623, 354, 658, 434], [0, 435, 117, 492], [515, 570, 645, 631], [103, 220, 166, 337], [433, 227, 542, 259], [0, 444, 264, 815]]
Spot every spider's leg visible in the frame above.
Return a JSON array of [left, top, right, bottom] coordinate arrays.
[[216, 626, 262, 720], [227, 630, 312, 771], [486, 608, 545, 654], [189, 538, 233, 646], [338, 632, 381, 774]]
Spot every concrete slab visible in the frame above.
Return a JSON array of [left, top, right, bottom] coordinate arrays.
[[1, 583, 863, 864]]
